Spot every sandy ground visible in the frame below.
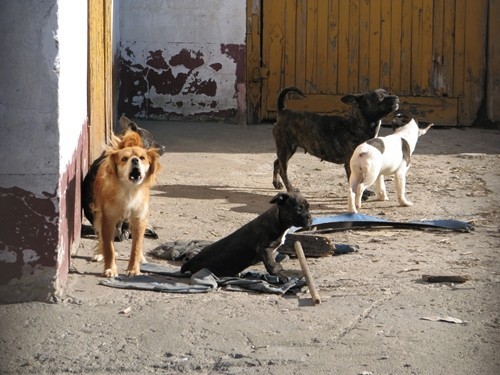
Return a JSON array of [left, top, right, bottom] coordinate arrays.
[[1, 121, 499, 374]]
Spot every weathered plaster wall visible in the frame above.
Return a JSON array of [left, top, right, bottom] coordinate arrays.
[[0, 0, 87, 302], [0, 1, 59, 194], [56, 0, 88, 294], [118, 0, 247, 123]]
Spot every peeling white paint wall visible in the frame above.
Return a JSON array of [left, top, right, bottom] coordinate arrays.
[[58, 0, 88, 173], [118, 0, 247, 122]]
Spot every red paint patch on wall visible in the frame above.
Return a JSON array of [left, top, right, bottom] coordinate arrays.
[[220, 44, 246, 83], [210, 63, 223, 71], [186, 77, 217, 97], [0, 187, 58, 284], [118, 44, 246, 121], [147, 50, 169, 70], [169, 49, 204, 70], [147, 69, 187, 96]]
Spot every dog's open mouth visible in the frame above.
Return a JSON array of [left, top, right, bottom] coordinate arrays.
[[129, 168, 143, 182]]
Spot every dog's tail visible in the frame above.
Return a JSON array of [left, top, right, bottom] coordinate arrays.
[[277, 87, 306, 113]]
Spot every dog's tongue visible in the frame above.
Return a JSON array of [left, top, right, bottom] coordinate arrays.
[[129, 168, 142, 181]]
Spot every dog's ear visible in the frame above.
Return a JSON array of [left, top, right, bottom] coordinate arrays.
[[127, 121, 139, 132], [418, 122, 433, 136], [119, 115, 140, 132], [109, 133, 122, 148], [146, 148, 161, 182], [119, 131, 143, 148], [119, 115, 130, 130], [341, 94, 358, 105], [103, 148, 119, 176], [270, 192, 290, 206]]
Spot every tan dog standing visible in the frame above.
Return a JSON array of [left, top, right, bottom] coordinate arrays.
[[93, 146, 160, 277], [82, 116, 166, 242]]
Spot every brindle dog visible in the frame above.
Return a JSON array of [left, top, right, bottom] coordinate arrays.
[[272, 87, 399, 192]]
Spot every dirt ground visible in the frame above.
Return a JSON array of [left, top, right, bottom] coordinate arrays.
[[1, 121, 499, 374]]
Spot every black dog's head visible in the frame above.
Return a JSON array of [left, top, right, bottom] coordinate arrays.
[[270, 192, 312, 229], [391, 112, 434, 132], [119, 116, 166, 156], [392, 112, 414, 130], [341, 89, 399, 126]]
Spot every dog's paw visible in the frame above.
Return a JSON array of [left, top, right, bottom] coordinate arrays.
[[376, 193, 389, 201], [347, 201, 358, 213], [400, 200, 414, 207], [274, 270, 289, 284], [361, 190, 376, 201], [125, 268, 141, 277], [273, 181, 284, 190], [144, 228, 159, 239], [277, 273, 289, 284], [92, 253, 104, 262], [115, 230, 130, 242], [103, 266, 118, 278]]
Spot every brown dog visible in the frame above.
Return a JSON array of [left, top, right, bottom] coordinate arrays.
[[92, 146, 160, 277], [82, 116, 166, 241], [90, 129, 152, 262], [272, 87, 399, 192]]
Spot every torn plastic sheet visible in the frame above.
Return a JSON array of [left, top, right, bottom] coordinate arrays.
[[290, 213, 474, 235], [99, 263, 306, 295]]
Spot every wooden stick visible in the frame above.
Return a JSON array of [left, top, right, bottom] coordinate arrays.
[[294, 241, 321, 305], [422, 274, 470, 283]]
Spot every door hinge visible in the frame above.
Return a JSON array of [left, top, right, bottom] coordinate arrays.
[[251, 67, 269, 82]]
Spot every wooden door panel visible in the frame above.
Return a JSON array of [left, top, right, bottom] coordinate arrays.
[[253, 0, 488, 126], [88, 0, 112, 164]]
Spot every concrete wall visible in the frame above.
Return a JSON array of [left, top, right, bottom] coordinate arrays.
[[0, 0, 88, 302], [117, 0, 247, 123]]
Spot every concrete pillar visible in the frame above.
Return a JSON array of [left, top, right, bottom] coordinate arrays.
[[0, 0, 88, 302]]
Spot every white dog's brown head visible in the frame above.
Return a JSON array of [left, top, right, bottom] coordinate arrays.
[[105, 146, 160, 186]]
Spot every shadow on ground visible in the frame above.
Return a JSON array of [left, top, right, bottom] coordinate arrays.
[[139, 120, 500, 155]]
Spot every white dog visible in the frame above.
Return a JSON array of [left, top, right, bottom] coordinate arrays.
[[347, 115, 433, 213]]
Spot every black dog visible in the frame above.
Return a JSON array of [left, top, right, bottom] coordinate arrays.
[[81, 116, 166, 241], [180, 192, 312, 282], [272, 87, 399, 192]]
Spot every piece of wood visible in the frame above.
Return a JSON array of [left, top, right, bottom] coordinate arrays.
[[359, 0, 370, 92], [279, 233, 334, 257], [348, 0, 360, 93], [421, 0, 434, 95], [284, 0, 296, 88], [400, 0, 412, 94], [380, 0, 391, 90], [305, 0, 318, 93], [390, 0, 402, 93], [294, 241, 321, 305], [327, 0, 340, 92], [422, 274, 470, 283], [119, 306, 132, 314]]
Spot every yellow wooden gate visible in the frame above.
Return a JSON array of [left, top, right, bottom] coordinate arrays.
[[88, 0, 113, 163], [247, 0, 489, 126]]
